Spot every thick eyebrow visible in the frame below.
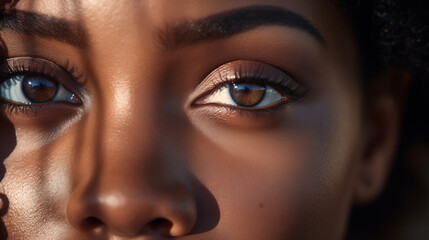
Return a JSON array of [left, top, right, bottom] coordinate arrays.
[[157, 5, 326, 51], [0, 10, 88, 48]]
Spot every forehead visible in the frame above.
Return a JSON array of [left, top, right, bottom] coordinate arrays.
[[7, 0, 341, 26]]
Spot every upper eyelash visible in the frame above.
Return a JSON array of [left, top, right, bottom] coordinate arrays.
[[63, 59, 85, 83], [0, 58, 83, 85]]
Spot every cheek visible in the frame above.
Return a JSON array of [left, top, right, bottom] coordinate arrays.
[[187, 95, 361, 238], [0, 106, 84, 156], [0, 127, 76, 238], [188, 131, 308, 238]]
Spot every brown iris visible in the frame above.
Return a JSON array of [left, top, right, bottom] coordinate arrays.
[[229, 83, 266, 107], [22, 76, 58, 103]]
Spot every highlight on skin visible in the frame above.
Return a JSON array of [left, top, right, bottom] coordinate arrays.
[[0, 0, 427, 240]]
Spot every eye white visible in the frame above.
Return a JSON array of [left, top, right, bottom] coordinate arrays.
[[0, 75, 77, 104], [203, 84, 284, 107]]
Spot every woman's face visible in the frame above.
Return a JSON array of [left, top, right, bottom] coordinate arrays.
[[0, 0, 384, 239]]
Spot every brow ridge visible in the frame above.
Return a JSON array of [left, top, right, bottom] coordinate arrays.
[[157, 5, 326, 51], [0, 10, 88, 48]]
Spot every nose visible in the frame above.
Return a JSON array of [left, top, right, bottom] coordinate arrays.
[[66, 108, 197, 238], [67, 175, 197, 237], [67, 178, 197, 238]]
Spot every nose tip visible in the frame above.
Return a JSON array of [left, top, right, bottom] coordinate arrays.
[[66, 185, 197, 237]]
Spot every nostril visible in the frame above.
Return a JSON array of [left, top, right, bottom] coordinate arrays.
[[80, 217, 105, 234], [148, 218, 173, 236]]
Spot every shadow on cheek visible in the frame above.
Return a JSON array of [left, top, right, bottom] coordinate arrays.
[[0, 116, 17, 240], [190, 176, 220, 235]]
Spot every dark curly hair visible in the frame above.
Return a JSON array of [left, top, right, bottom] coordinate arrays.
[[343, 0, 428, 79]]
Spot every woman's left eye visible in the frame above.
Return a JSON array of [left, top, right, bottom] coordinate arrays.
[[0, 74, 80, 104], [199, 83, 283, 108], [192, 60, 308, 110]]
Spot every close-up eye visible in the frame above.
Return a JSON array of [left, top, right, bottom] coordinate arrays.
[[193, 60, 308, 110], [0, 57, 82, 106], [0, 75, 80, 104]]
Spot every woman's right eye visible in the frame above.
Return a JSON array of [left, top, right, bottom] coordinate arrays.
[[0, 57, 82, 109], [0, 74, 81, 105]]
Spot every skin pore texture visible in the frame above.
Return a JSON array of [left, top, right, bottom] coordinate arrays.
[[0, 0, 408, 239]]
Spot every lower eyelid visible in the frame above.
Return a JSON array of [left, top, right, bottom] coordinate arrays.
[[189, 102, 289, 128], [0, 100, 84, 119], [195, 98, 289, 111]]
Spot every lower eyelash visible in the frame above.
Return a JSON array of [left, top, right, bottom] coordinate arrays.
[[0, 101, 47, 116], [201, 100, 290, 120]]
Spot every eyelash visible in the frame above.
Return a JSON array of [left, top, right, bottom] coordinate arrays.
[[214, 77, 303, 101], [214, 101, 293, 119], [0, 58, 82, 115], [1, 59, 82, 84], [0, 102, 48, 115]]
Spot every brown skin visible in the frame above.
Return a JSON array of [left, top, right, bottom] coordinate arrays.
[[0, 0, 408, 239]]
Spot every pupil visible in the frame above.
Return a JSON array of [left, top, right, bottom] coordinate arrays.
[[22, 76, 58, 103], [229, 83, 266, 107]]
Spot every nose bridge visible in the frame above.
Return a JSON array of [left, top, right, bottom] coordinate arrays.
[[100, 81, 157, 169], [75, 67, 158, 185], [94, 69, 172, 189], [66, 71, 197, 237]]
